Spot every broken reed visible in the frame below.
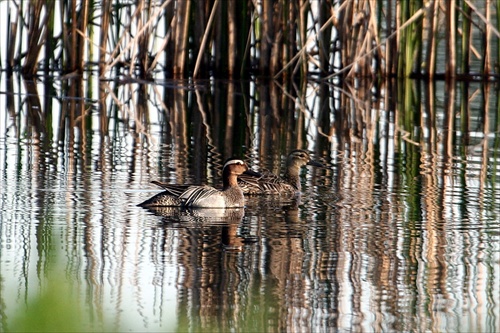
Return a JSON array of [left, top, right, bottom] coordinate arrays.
[[1, 0, 499, 80]]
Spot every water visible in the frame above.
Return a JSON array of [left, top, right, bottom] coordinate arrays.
[[0, 76, 499, 332]]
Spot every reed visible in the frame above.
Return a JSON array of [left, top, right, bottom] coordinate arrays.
[[98, 0, 112, 76], [498, 0, 500, 74], [22, 0, 50, 76], [0, 0, 499, 80], [461, 1, 472, 76]]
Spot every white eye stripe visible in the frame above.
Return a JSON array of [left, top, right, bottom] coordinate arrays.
[[223, 159, 245, 168]]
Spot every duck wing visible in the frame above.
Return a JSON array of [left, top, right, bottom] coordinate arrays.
[[151, 181, 194, 197], [179, 186, 224, 207], [238, 169, 294, 195]]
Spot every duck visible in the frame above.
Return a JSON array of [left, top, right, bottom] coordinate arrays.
[[238, 149, 324, 195], [138, 158, 259, 208]]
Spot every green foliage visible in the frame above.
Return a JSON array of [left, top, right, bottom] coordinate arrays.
[[6, 265, 111, 332]]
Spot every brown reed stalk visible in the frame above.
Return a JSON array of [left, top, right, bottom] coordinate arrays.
[[164, 0, 175, 77], [214, 1, 227, 77], [193, 0, 218, 78], [270, 2, 284, 78], [43, 1, 55, 75], [4, 0, 500, 80], [289, 0, 309, 77], [463, 0, 500, 76], [283, 4, 295, 78], [498, 0, 500, 74], [259, 0, 274, 76], [359, 0, 374, 77], [69, 0, 78, 72], [78, 0, 90, 72], [99, 0, 112, 76], [228, 0, 237, 78], [318, 1, 331, 76], [339, 0, 354, 75], [7, 1, 19, 73], [103, 0, 169, 76], [191, 1, 208, 79], [135, 0, 152, 78], [445, 1, 456, 79], [384, 0, 395, 77], [425, 1, 438, 78], [345, 0, 379, 78], [237, 1, 251, 79], [22, 0, 52, 77], [484, 0, 492, 75], [172, 0, 191, 78], [367, 0, 383, 78]]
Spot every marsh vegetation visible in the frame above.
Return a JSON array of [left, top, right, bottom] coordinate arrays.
[[1, 1, 499, 332], [1, 0, 499, 80]]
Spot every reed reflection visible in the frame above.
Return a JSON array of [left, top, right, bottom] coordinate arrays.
[[148, 206, 260, 331], [0, 74, 498, 332]]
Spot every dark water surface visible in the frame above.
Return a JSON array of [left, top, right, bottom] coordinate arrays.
[[1, 76, 499, 332]]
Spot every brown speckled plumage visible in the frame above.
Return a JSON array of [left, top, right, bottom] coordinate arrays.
[[238, 150, 323, 195]]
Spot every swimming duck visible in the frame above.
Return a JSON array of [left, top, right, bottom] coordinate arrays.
[[238, 149, 323, 195], [138, 158, 259, 208]]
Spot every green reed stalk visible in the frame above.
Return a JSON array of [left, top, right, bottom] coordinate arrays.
[[412, 0, 422, 76], [384, 0, 395, 77], [459, 82, 470, 152], [396, 0, 404, 78], [398, 0, 421, 77]]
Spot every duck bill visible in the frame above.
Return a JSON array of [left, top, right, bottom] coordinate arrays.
[[307, 160, 324, 167], [243, 169, 262, 177]]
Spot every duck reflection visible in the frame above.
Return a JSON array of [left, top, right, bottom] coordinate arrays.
[[146, 196, 321, 331], [145, 206, 246, 251]]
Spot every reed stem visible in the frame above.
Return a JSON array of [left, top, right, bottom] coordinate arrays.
[[0, 0, 498, 80]]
